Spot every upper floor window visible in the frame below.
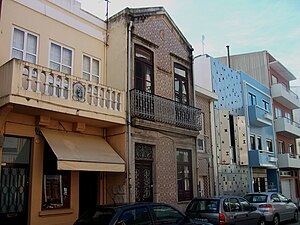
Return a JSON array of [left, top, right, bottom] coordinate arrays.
[[271, 75, 278, 84], [250, 135, 256, 150], [278, 141, 284, 154], [257, 136, 262, 150], [174, 64, 188, 105], [134, 45, 153, 93], [82, 55, 100, 83], [275, 107, 282, 118], [12, 27, 38, 64], [262, 100, 269, 111], [248, 93, 256, 106], [49, 42, 73, 74], [285, 112, 291, 123], [197, 138, 205, 152], [266, 139, 273, 152]]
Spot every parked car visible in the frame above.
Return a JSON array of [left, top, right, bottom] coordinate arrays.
[[244, 192, 298, 225], [74, 202, 213, 225], [185, 196, 265, 225]]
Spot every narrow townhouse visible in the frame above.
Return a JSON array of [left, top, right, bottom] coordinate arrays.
[[0, 1, 126, 225], [196, 55, 278, 196], [107, 7, 202, 209], [194, 57, 218, 196], [218, 51, 300, 203]]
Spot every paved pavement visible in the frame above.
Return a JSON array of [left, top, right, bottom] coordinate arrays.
[[284, 215, 300, 225]]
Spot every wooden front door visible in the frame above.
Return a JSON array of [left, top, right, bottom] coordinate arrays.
[[135, 143, 153, 202], [0, 136, 31, 225]]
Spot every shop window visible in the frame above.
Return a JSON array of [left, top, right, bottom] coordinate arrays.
[[42, 142, 70, 210], [177, 149, 193, 201]]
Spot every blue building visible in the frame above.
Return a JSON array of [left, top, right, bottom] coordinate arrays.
[[194, 55, 278, 196]]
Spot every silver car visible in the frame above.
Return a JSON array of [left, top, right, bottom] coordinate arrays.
[[185, 196, 265, 225], [244, 192, 298, 225]]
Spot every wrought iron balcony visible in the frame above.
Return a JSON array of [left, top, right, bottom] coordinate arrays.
[[130, 89, 202, 131], [0, 59, 125, 124]]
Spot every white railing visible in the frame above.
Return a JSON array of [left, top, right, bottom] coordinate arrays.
[[0, 59, 125, 120], [21, 62, 123, 111]]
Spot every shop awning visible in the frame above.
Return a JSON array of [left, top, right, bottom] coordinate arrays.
[[41, 128, 125, 172]]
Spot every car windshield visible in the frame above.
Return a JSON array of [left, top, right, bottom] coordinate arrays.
[[244, 194, 268, 203], [76, 207, 116, 225], [187, 199, 219, 213]]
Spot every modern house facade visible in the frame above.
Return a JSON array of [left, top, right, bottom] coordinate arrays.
[[218, 51, 300, 204], [196, 54, 278, 196], [0, 1, 127, 225], [107, 7, 202, 209]]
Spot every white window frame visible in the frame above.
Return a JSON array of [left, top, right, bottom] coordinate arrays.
[[49, 41, 74, 74], [275, 107, 282, 119], [250, 134, 256, 150], [278, 141, 284, 154], [82, 54, 101, 83], [11, 26, 39, 64]]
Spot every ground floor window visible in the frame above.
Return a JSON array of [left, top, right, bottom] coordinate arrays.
[[42, 141, 70, 210], [177, 149, 193, 201]]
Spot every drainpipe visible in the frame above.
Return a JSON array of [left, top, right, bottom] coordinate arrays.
[[127, 20, 133, 203], [226, 45, 231, 68]]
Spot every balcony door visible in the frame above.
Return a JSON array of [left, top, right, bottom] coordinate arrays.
[[0, 136, 31, 225]]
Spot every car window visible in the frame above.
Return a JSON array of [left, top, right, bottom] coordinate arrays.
[[244, 194, 267, 203], [278, 193, 288, 202], [223, 198, 230, 212], [152, 205, 184, 225], [239, 198, 251, 211], [117, 207, 152, 225], [229, 198, 242, 212], [187, 199, 219, 213], [271, 194, 281, 202], [76, 207, 115, 225]]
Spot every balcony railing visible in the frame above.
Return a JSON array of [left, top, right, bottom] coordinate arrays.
[[274, 116, 300, 138], [248, 105, 272, 127], [271, 83, 300, 109], [130, 89, 202, 131], [0, 59, 125, 123], [248, 149, 277, 168], [278, 153, 300, 168]]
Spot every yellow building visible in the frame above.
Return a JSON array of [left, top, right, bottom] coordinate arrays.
[[0, 1, 127, 225]]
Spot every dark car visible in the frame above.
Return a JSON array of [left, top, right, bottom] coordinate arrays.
[[244, 192, 298, 225], [185, 196, 265, 225], [74, 202, 213, 225]]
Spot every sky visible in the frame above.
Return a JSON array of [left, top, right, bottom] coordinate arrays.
[[78, 0, 300, 86]]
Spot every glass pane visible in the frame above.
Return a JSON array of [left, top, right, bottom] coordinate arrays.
[[62, 48, 72, 66], [12, 49, 23, 59], [50, 62, 60, 71], [13, 28, 24, 50], [2, 136, 31, 164], [26, 33, 37, 54], [174, 78, 179, 91], [62, 66, 71, 75], [175, 67, 186, 77], [92, 75, 99, 83], [83, 72, 89, 81], [50, 43, 61, 63], [92, 59, 99, 75], [26, 53, 36, 63], [83, 55, 90, 73]]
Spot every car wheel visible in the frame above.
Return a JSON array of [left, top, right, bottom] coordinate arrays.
[[292, 210, 298, 222], [273, 215, 279, 225], [257, 218, 265, 225]]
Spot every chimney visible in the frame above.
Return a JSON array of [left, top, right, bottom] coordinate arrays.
[[226, 45, 231, 68]]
